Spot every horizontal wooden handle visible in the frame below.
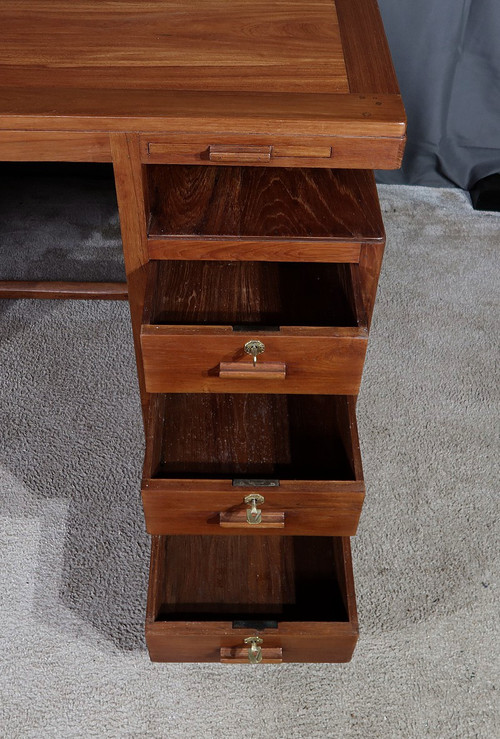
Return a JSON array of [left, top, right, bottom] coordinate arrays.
[[208, 144, 272, 163], [220, 647, 283, 664], [219, 510, 285, 528], [219, 361, 286, 380]]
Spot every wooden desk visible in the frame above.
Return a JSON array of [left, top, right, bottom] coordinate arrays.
[[0, 0, 405, 663]]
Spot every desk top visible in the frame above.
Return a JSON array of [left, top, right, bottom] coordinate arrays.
[[0, 0, 405, 144]]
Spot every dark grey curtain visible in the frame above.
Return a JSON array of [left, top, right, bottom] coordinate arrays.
[[376, 0, 500, 188]]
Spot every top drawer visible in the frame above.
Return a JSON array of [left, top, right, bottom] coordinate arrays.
[[140, 134, 405, 170]]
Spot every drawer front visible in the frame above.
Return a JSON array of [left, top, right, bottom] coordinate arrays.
[[142, 481, 365, 537], [146, 629, 358, 663], [140, 328, 367, 395], [140, 134, 405, 170], [146, 536, 358, 663]]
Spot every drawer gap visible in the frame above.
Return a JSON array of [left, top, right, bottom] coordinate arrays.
[[147, 394, 359, 482], [152, 536, 349, 623], [145, 260, 364, 329], [232, 620, 278, 630]]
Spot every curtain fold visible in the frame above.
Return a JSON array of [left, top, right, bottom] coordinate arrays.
[[375, 0, 500, 188]]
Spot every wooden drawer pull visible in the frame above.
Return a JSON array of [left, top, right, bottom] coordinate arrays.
[[219, 510, 285, 528], [208, 144, 272, 163], [220, 640, 283, 664], [219, 361, 286, 379]]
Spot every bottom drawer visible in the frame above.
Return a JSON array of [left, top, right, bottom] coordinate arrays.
[[146, 535, 358, 663]]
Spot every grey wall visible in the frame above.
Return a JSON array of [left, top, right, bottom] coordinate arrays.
[[376, 0, 500, 188]]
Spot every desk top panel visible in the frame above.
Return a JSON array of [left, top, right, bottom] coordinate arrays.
[[0, 0, 349, 94], [0, 0, 405, 142]]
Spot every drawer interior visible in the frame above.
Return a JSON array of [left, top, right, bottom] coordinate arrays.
[[148, 535, 351, 623], [145, 394, 362, 482], [146, 165, 384, 243], [144, 260, 365, 328]]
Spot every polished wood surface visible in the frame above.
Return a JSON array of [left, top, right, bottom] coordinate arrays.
[[0, 281, 127, 300], [1, 0, 349, 94], [110, 134, 151, 423], [0, 0, 402, 664], [146, 535, 358, 662], [141, 260, 367, 394], [0, 0, 405, 158], [142, 391, 364, 536], [141, 329, 367, 395], [143, 133, 405, 171], [0, 131, 112, 162], [148, 166, 384, 243]]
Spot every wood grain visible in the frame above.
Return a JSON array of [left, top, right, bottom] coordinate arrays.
[[148, 166, 384, 243], [335, 0, 400, 93], [0, 281, 127, 300], [110, 133, 150, 424], [146, 535, 358, 662], [147, 238, 362, 263], [0, 0, 405, 155], [147, 394, 359, 481], [141, 260, 367, 394], [142, 391, 365, 536], [141, 329, 367, 395], [143, 133, 405, 171], [0, 1, 348, 94], [145, 261, 363, 327], [0, 131, 111, 162]]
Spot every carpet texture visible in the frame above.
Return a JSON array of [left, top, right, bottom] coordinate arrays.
[[0, 169, 498, 739]]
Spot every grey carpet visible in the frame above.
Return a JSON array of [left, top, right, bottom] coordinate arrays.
[[0, 172, 498, 738]]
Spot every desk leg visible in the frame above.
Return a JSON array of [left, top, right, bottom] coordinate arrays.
[[110, 133, 150, 428]]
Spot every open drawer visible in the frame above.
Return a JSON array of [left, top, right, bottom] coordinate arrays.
[[142, 394, 364, 537], [146, 535, 358, 663], [146, 165, 384, 262], [141, 260, 368, 395]]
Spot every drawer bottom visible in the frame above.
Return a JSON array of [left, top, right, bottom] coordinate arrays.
[[146, 535, 358, 663]]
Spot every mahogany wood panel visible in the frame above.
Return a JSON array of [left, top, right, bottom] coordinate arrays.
[[0, 131, 111, 162], [147, 166, 384, 243], [146, 535, 358, 662], [359, 242, 385, 329], [0, 281, 127, 300], [142, 134, 405, 171], [142, 482, 365, 537]]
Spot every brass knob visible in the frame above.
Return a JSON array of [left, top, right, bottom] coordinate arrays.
[[244, 339, 265, 366], [244, 636, 263, 664], [244, 493, 265, 524]]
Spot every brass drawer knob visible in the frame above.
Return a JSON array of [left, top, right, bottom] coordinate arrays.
[[244, 493, 265, 524], [244, 339, 265, 365], [244, 636, 263, 664]]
